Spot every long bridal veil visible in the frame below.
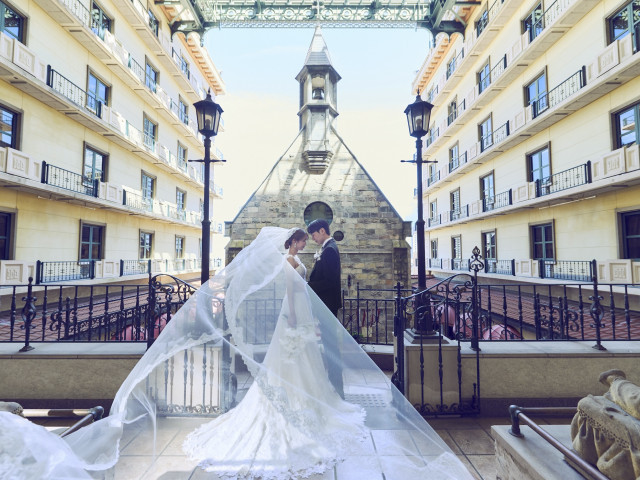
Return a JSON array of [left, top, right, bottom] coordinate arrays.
[[9, 227, 473, 479]]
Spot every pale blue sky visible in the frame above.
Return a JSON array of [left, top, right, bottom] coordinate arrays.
[[204, 27, 432, 221]]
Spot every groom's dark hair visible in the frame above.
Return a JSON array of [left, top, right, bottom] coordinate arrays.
[[307, 219, 330, 235]]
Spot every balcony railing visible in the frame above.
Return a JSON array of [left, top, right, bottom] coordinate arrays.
[[47, 67, 101, 118], [123, 190, 153, 212], [485, 259, 516, 275], [446, 48, 464, 79], [120, 259, 152, 276], [425, 127, 439, 148], [534, 68, 586, 118], [483, 189, 512, 212], [536, 161, 591, 197], [428, 215, 441, 227], [489, 54, 507, 85], [480, 121, 510, 153], [427, 170, 440, 186], [41, 161, 98, 197], [171, 48, 191, 79], [452, 258, 469, 271], [450, 205, 469, 221], [449, 152, 467, 173], [61, 0, 91, 27], [165, 205, 187, 221], [36, 260, 95, 284], [540, 260, 593, 282], [128, 54, 145, 83], [429, 258, 443, 269]]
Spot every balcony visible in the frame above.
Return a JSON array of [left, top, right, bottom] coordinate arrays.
[[483, 189, 512, 213]]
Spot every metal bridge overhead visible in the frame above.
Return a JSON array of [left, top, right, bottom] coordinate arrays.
[[157, 0, 474, 41]]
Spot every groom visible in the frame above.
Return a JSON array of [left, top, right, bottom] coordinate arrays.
[[307, 219, 344, 398]]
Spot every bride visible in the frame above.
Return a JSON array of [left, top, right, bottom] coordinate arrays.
[[1, 226, 473, 480], [182, 228, 368, 478]]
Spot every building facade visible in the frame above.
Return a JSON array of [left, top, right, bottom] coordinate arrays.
[[412, 0, 640, 285], [226, 28, 412, 292], [0, 0, 225, 286]]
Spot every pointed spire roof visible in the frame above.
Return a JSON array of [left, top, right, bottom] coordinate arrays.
[[304, 26, 333, 67]]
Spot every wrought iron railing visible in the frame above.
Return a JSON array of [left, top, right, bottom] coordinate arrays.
[[128, 54, 145, 83], [540, 260, 593, 282], [36, 260, 94, 284], [123, 190, 153, 212], [428, 214, 441, 227], [446, 48, 464, 79], [171, 47, 191, 79], [536, 68, 586, 117], [480, 121, 509, 153], [425, 127, 439, 148], [452, 258, 469, 271], [536, 161, 591, 197], [47, 67, 102, 118], [427, 170, 440, 186], [165, 205, 187, 221], [484, 259, 515, 276], [41, 161, 98, 197], [60, 0, 91, 27], [450, 205, 469, 221], [429, 258, 443, 269], [489, 54, 507, 85], [483, 189, 512, 212], [449, 152, 467, 172], [120, 259, 152, 276]]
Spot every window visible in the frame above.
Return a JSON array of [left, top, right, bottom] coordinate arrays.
[[0, 212, 11, 260], [0, 1, 25, 43], [83, 145, 107, 186], [143, 116, 157, 150], [480, 172, 495, 210], [446, 54, 456, 79], [609, 1, 640, 52], [479, 115, 493, 152], [531, 223, 554, 260], [179, 98, 188, 125], [447, 99, 457, 125], [303, 202, 333, 225], [179, 55, 190, 77], [429, 200, 437, 220], [478, 61, 490, 94], [614, 102, 639, 148], [449, 143, 459, 171], [148, 8, 158, 36], [0, 104, 19, 148], [141, 172, 155, 201], [451, 236, 462, 259], [175, 236, 184, 259], [482, 231, 496, 260], [621, 210, 640, 260], [450, 189, 460, 218], [90, 2, 111, 39], [176, 188, 186, 211], [430, 239, 438, 259], [523, 3, 543, 42], [526, 71, 547, 117], [80, 223, 103, 261], [476, 8, 488, 37], [87, 71, 109, 114], [145, 61, 158, 92], [139, 231, 153, 259], [528, 146, 551, 194], [177, 142, 187, 170]]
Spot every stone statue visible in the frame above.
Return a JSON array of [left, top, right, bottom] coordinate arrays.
[[571, 369, 640, 480]]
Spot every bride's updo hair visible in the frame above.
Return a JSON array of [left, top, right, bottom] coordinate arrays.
[[284, 228, 308, 249]]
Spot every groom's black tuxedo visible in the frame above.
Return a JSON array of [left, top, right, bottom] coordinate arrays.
[[308, 238, 342, 315]]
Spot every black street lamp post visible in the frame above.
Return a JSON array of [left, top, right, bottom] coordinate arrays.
[[403, 93, 435, 338], [192, 89, 224, 285]]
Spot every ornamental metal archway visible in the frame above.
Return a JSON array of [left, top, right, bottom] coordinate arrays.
[[159, 0, 476, 40]]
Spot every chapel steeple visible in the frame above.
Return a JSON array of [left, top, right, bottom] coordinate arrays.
[[296, 27, 341, 174]]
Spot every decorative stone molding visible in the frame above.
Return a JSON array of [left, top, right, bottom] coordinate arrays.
[[0, 147, 6, 172], [626, 144, 639, 172], [633, 262, 640, 284], [515, 260, 533, 277], [5, 148, 41, 182], [0, 261, 36, 284], [596, 260, 632, 283], [592, 147, 626, 181], [512, 181, 535, 203], [438, 166, 449, 182], [12, 41, 47, 83], [0, 31, 13, 61], [469, 200, 482, 216], [98, 182, 123, 204], [468, 142, 479, 161], [586, 37, 631, 84], [511, 108, 526, 133], [442, 258, 451, 270], [303, 150, 334, 174]]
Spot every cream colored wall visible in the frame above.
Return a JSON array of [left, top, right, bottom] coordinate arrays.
[[0, 0, 221, 272]]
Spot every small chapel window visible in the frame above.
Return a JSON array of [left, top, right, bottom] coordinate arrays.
[[304, 201, 333, 226]]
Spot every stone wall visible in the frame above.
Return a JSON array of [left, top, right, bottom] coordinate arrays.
[[226, 133, 411, 291]]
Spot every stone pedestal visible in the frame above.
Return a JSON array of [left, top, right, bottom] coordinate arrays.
[[403, 332, 459, 407]]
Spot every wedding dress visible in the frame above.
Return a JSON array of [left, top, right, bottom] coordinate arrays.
[[0, 227, 473, 480], [182, 250, 368, 479]]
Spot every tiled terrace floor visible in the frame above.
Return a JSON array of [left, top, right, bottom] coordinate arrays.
[[33, 411, 573, 479]]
